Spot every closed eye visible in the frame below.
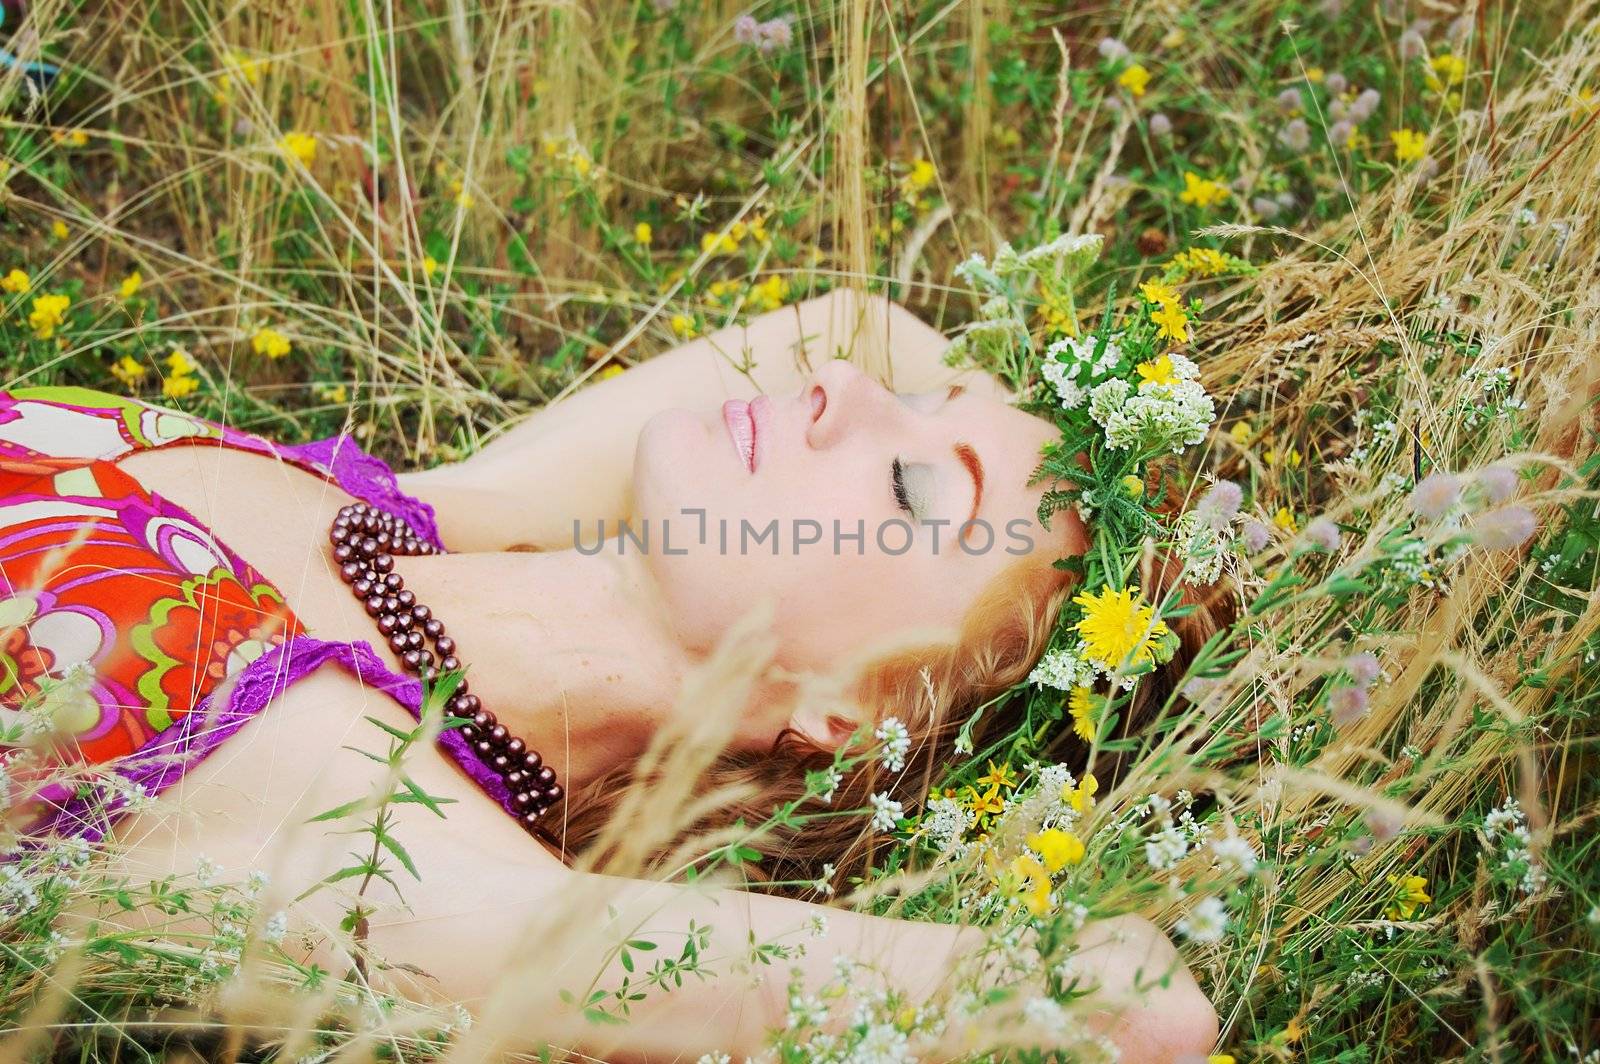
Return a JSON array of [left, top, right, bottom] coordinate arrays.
[[891, 457, 935, 520]]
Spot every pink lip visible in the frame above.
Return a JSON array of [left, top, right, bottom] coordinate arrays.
[[722, 398, 768, 472]]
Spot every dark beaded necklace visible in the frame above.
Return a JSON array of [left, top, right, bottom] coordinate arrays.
[[329, 502, 562, 834]]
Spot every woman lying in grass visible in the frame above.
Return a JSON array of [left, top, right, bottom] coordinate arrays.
[[0, 290, 1219, 1061]]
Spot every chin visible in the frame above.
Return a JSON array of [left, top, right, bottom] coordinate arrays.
[[633, 407, 725, 526]]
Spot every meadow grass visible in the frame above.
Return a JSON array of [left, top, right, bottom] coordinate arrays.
[[1, 0, 1598, 1060]]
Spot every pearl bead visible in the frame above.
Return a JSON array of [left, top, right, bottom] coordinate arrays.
[[535, 766, 556, 787]]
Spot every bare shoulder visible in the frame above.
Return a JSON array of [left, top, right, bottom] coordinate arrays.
[[101, 665, 568, 999]]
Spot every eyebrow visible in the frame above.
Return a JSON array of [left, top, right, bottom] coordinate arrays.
[[954, 441, 984, 530]]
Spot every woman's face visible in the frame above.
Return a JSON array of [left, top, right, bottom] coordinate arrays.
[[632, 359, 1085, 682]]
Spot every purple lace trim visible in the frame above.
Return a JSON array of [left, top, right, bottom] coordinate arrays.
[[26, 636, 512, 848], [273, 435, 444, 550]]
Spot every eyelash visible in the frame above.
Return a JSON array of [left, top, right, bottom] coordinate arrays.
[[891, 457, 914, 515]]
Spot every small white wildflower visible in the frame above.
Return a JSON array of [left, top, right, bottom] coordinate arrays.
[[874, 716, 911, 773], [1176, 895, 1227, 943], [263, 911, 288, 945], [245, 869, 270, 895], [1022, 995, 1070, 1035], [815, 767, 843, 804], [1211, 833, 1258, 875], [869, 792, 904, 833], [1144, 824, 1189, 870], [195, 855, 221, 889], [1028, 645, 1094, 690], [806, 914, 829, 939], [813, 862, 836, 895], [696, 1054, 732, 1064], [922, 795, 973, 857]]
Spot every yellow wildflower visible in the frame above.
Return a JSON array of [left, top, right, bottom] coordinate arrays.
[[279, 132, 317, 166], [1136, 354, 1177, 387], [967, 783, 1006, 818], [165, 348, 197, 375], [978, 760, 1019, 791], [1069, 685, 1099, 741], [1064, 772, 1099, 813], [422, 255, 439, 278], [1171, 247, 1231, 277], [119, 271, 143, 300], [1120, 474, 1145, 498], [700, 230, 739, 255], [1390, 128, 1427, 164], [163, 374, 199, 400], [1037, 289, 1077, 337], [251, 327, 291, 359], [1073, 585, 1169, 669], [1228, 421, 1253, 447], [315, 382, 349, 404], [1264, 445, 1302, 469], [598, 364, 625, 381], [27, 293, 70, 340], [1150, 301, 1190, 343], [1139, 279, 1180, 307], [110, 355, 147, 388], [1384, 873, 1432, 920], [906, 158, 936, 191], [50, 220, 69, 241], [1425, 53, 1466, 93], [1027, 827, 1086, 873], [634, 221, 653, 246], [0, 269, 30, 294], [1305, 67, 1324, 83], [1117, 63, 1151, 97], [56, 129, 89, 148], [1009, 855, 1054, 917], [1210, 1056, 1237, 1064], [1272, 506, 1297, 533], [452, 181, 475, 210], [749, 274, 790, 312], [225, 50, 265, 87], [1178, 171, 1230, 208], [669, 313, 698, 339]]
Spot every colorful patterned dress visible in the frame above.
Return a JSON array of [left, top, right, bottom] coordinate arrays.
[[0, 388, 518, 846]]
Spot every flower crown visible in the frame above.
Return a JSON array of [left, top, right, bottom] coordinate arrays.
[[941, 233, 1252, 764]]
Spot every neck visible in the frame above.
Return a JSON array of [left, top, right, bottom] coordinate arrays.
[[393, 547, 692, 795]]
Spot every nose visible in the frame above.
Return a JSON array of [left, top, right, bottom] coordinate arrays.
[[803, 359, 900, 450]]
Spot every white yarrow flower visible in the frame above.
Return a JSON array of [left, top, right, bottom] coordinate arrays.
[[869, 792, 904, 833], [1210, 833, 1258, 874], [874, 716, 911, 773], [1144, 824, 1190, 870]]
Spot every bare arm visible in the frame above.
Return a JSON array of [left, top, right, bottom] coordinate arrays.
[[399, 291, 1007, 552]]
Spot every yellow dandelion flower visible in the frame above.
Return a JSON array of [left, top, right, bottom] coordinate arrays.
[[1272, 506, 1297, 532], [50, 220, 69, 241], [27, 293, 70, 340], [0, 269, 31, 294], [1390, 128, 1427, 164], [669, 313, 698, 339], [1178, 171, 1230, 208], [1150, 302, 1190, 343], [119, 271, 143, 300], [163, 374, 199, 400], [634, 221, 653, 246], [1117, 63, 1151, 97], [1384, 873, 1432, 920], [1069, 685, 1099, 741], [1027, 827, 1086, 873], [279, 132, 317, 166], [251, 327, 291, 359], [1073, 585, 1169, 669], [110, 355, 147, 388], [422, 255, 439, 278]]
